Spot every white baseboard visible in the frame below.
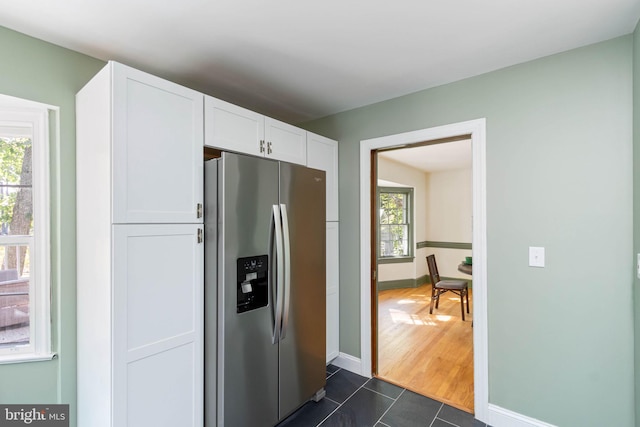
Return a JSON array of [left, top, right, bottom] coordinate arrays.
[[329, 352, 364, 376], [487, 404, 557, 427]]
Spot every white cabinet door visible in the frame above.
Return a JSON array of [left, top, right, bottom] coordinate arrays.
[[326, 222, 339, 362], [307, 133, 339, 221], [265, 117, 307, 165], [204, 95, 265, 156], [111, 62, 203, 224], [113, 224, 204, 427]]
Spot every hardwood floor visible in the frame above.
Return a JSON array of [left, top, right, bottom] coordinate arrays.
[[376, 283, 474, 413]]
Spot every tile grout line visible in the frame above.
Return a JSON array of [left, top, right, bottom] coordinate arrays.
[[325, 366, 341, 380], [324, 397, 340, 405], [314, 366, 341, 427], [428, 402, 445, 427], [434, 418, 460, 427], [314, 402, 341, 427], [374, 388, 406, 425], [315, 379, 369, 427], [315, 405, 340, 426], [362, 384, 403, 401]]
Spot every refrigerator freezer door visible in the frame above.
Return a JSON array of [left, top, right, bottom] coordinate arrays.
[[278, 163, 327, 419], [217, 153, 280, 427]]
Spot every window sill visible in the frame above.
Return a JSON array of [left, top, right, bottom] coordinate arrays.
[[378, 256, 415, 264], [0, 352, 57, 365]]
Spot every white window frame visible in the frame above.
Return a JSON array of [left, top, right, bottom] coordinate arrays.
[[0, 96, 53, 364]]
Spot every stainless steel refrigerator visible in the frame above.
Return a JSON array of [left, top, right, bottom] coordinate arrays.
[[204, 152, 326, 427]]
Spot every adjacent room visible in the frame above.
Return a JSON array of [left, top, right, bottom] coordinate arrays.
[[374, 140, 474, 413]]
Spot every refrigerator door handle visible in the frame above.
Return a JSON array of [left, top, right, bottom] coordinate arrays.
[[272, 204, 285, 344], [269, 205, 278, 344], [280, 203, 292, 340]]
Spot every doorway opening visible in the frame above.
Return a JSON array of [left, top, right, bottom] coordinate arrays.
[[359, 119, 488, 421], [374, 136, 473, 412]]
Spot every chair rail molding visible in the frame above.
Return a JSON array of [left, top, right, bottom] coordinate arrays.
[[359, 118, 489, 422], [417, 240, 472, 250]]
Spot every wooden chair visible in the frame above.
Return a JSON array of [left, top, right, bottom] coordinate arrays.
[[426, 254, 469, 321]]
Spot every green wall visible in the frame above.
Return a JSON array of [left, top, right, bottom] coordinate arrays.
[[633, 19, 640, 427], [303, 36, 635, 427], [0, 26, 105, 422]]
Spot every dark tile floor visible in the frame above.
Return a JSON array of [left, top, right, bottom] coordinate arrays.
[[278, 365, 490, 427]]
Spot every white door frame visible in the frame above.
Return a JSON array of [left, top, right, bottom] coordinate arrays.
[[359, 118, 488, 421]]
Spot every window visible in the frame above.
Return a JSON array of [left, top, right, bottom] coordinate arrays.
[[378, 186, 414, 263], [0, 100, 52, 363]]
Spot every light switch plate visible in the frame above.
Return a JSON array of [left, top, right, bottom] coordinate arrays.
[[529, 247, 545, 268]]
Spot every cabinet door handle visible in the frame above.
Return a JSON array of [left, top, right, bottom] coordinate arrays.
[[267, 141, 273, 155], [197, 228, 203, 244], [196, 203, 203, 218], [260, 140, 265, 153]]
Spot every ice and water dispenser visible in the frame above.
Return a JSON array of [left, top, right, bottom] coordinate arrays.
[[236, 255, 269, 313]]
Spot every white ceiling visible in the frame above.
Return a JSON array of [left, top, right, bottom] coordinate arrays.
[[379, 140, 471, 173], [1, 0, 639, 123]]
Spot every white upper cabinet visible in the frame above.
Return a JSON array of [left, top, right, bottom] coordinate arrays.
[[204, 96, 265, 156], [204, 95, 306, 165], [265, 117, 307, 165], [306, 132, 339, 221], [111, 62, 204, 224]]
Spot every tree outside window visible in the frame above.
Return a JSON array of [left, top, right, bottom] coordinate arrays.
[[378, 187, 414, 262], [0, 135, 33, 348]]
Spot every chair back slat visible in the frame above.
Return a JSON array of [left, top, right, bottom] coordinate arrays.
[[426, 254, 440, 285]]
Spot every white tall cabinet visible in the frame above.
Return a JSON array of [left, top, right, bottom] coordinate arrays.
[[307, 132, 340, 362], [76, 62, 204, 427]]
